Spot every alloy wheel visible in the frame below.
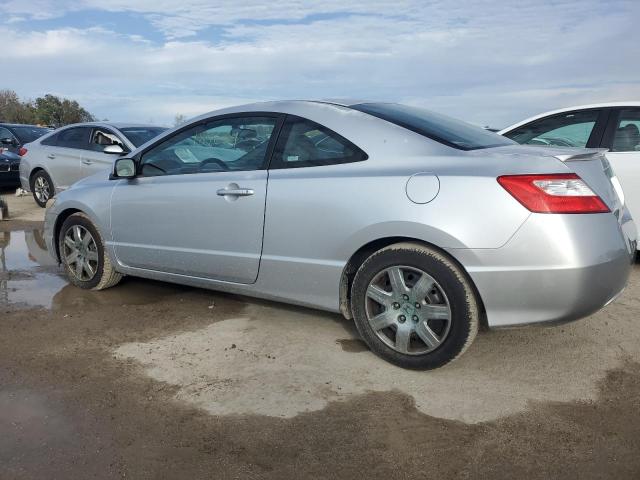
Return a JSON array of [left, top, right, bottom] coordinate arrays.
[[364, 265, 452, 355], [62, 225, 99, 282], [34, 176, 50, 204]]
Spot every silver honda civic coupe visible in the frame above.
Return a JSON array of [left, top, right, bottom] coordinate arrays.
[[43, 100, 637, 369]]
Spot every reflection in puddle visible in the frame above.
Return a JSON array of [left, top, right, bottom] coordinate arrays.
[[0, 230, 67, 309], [1, 230, 192, 310]]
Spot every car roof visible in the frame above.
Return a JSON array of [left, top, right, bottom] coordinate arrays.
[[184, 99, 387, 124], [499, 101, 640, 134], [0, 123, 50, 129], [58, 122, 166, 130]]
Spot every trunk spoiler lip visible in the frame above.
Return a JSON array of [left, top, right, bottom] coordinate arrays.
[[553, 148, 609, 162]]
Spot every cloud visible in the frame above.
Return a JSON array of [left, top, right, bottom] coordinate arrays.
[[1, 1, 638, 126]]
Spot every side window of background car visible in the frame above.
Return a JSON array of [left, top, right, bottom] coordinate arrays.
[[271, 117, 368, 168], [140, 116, 277, 177], [611, 109, 640, 152], [56, 127, 90, 150], [90, 128, 124, 152], [504, 110, 601, 148], [0, 127, 15, 144]]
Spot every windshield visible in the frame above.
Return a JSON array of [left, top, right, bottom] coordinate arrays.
[[120, 127, 167, 147], [351, 103, 515, 151], [11, 126, 51, 144]]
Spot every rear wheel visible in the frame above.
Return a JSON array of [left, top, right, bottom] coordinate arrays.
[[30, 170, 54, 208], [351, 242, 479, 369], [59, 213, 122, 290]]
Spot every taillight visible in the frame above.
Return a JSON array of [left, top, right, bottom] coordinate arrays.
[[18, 147, 27, 156], [497, 174, 609, 214]]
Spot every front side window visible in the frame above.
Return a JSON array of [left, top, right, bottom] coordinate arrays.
[[57, 127, 90, 149], [271, 117, 367, 168], [140, 116, 277, 176], [90, 128, 124, 151], [351, 103, 514, 150], [611, 108, 640, 152], [504, 110, 600, 148]]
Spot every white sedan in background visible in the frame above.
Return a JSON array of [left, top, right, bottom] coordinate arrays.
[[20, 122, 166, 207], [500, 102, 640, 246]]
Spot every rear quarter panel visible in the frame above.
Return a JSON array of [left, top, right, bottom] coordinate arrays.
[[257, 144, 569, 312]]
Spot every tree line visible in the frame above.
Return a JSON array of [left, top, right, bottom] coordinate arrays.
[[0, 89, 95, 127]]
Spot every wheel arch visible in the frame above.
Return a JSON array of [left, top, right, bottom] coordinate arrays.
[[339, 236, 487, 328], [29, 166, 49, 184], [52, 208, 83, 262]]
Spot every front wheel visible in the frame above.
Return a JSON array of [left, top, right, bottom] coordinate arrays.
[[351, 242, 479, 369], [59, 213, 122, 290]]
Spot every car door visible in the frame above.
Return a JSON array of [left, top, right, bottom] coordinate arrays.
[[110, 114, 282, 284], [501, 108, 608, 149], [600, 107, 640, 221], [47, 126, 91, 189], [80, 127, 130, 179]]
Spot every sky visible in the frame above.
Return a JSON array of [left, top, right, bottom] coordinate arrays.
[[2, 0, 639, 128]]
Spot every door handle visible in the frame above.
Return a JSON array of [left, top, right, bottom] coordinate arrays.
[[216, 188, 254, 197], [47, 153, 56, 159], [82, 159, 93, 165]]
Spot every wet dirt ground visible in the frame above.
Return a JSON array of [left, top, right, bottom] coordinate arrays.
[[1, 190, 640, 479]]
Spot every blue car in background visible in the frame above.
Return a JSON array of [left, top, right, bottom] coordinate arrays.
[[0, 123, 51, 188]]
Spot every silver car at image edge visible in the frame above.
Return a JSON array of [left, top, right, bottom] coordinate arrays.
[[19, 122, 167, 207], [43, 100, 637, 369]]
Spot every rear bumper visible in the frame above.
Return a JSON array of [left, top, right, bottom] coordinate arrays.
[[447, 211, 637, 327]]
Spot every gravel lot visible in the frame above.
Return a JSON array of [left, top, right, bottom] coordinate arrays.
[[1, 188, 639, 479]]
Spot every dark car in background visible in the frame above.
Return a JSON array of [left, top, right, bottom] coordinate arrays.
[[0, 123, 51, 188]]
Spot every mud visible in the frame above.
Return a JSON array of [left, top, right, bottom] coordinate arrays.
[[0, 213, 639, 478]]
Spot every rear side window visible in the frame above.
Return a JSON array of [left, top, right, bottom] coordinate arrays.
[[57, 127, 90, 149], [271, 116, 367, 168], [611, 108, 640, 152], [351, 103, 514, 151], [41, 133, 58, 146], [504, 110, 600, 148]]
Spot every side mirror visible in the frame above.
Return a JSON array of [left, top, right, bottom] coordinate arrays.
[[1, 137, 16, 146], [103, 144, 127, 155], [112, 158, 136, 179]]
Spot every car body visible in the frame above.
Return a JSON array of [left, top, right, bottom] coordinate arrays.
[[19, 122, 166, 206], [500, 102, 640, 248], [43, 100, 636, 368], [0, 123, 51, 188]]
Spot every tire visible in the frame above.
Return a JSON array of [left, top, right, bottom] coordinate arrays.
[[30, 170, 54, 208], [58, 212, 123, 290], [351, 242, 479, 370]]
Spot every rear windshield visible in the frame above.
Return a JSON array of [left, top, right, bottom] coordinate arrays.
[[120, 127, 167, 147], [11, 126, 51, 144], [351, 103, 515, 151]]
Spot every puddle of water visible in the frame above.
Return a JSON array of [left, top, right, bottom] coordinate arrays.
[[1, 230, 192, 311], [0, 384, 77, 468], [1, 230, 67, 309]]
